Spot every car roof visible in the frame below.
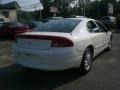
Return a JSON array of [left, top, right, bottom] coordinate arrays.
[[47, 17, 63, 20], [66, 18, 94, 22]]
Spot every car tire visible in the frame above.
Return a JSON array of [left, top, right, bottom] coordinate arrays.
[[106, 38, 112, 51], [77, 48, 93, 74]]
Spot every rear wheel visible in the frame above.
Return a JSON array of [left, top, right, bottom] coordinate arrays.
[[77, 48, 93, 74]]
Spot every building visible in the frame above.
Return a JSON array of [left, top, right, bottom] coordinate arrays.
[[0, 1, 21, 22]]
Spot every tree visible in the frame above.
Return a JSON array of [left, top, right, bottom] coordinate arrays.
[[40, 0, 119, 19], [100, 0, 117, 16], [40, 0, 80, 18], [17, 10, 33, 23], [40, 0, 53, 18]]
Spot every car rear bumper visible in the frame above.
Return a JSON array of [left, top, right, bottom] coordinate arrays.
[[13, 45, 82, 71]]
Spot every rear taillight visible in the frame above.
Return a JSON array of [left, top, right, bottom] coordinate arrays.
[[51, 37, 73, 47], [17, 35, 73, 47]]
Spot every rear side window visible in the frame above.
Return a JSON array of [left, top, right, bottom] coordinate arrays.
[[86, 21, 98, 32], [33, 19, 81, 33]]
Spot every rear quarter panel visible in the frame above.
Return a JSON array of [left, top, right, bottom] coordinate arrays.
[[72, 22, 94, 59]]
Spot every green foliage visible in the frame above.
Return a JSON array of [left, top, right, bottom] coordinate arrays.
[[17, 10, 33, 23], [17, 0, 120, 21], [40, 0, 77, 18], [116, 14, 120, 28], [40, 0, 118, 18]]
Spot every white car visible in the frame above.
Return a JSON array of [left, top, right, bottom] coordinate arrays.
[[100, 16, 116, 26], [13, 18, 112, 73]]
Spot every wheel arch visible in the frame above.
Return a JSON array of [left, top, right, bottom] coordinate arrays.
[[86, 45, 94, 56]]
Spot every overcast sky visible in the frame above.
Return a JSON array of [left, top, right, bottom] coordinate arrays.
[[1, 0, 43, 11]]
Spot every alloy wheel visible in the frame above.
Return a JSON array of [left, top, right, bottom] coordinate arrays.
[[84, 50, 92, 71]]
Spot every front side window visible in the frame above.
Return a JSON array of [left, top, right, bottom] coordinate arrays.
[[95, 21, 106, 32]]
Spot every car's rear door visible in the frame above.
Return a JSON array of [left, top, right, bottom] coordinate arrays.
[[86, 20, 107, 55]]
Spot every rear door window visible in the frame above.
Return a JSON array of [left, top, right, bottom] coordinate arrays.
[[86, 21, 99, 33]]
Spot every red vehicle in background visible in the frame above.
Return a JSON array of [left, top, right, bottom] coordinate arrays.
[[0, 22, 30, 39]]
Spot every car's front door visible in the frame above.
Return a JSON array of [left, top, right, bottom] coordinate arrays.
[[95, 21, 110, 49]]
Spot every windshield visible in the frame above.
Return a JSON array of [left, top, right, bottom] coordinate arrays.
[[33, 19, 81, 33]]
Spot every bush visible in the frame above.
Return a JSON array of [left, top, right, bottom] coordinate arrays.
[[116, 14, 120, 28]]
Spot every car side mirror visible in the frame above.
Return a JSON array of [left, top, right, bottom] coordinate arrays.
[[105, 25, 111, 32], [104, 24, 111, 31]]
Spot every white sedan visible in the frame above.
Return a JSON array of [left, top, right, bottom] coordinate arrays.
[[13, 18, 112, 73]]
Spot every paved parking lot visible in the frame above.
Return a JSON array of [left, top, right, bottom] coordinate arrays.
[[0, 31, 120, 90], [0, 40, 14, 68]]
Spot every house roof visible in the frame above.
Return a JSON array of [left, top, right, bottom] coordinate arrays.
[[0, 1, 21, 10]]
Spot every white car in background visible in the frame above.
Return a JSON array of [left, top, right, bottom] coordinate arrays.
[[13, 18, 112, 73], [100, 16, 116, 26]]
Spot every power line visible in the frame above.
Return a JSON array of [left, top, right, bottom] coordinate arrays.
[[21, 3, 41, 8], [21, 5, 41, 10], [18, 3, 42, 10]]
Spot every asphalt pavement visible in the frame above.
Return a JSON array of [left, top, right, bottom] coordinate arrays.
[[0, 30, 120, 90]]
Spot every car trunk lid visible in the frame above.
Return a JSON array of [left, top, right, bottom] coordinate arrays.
[[16, 32, 73, 50]]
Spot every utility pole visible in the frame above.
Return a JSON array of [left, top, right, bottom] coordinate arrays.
[[83, 6, 86, 16], [39, 0, 42, 20], [97, 0, 100, 19], [0, 0, 2, 4], [83, 0, 86, 16]]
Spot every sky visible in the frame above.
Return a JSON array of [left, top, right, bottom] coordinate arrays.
[[1, 0, 43, 11]]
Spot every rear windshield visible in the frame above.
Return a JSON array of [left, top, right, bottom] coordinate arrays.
[[33, 19, 81, 33]]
